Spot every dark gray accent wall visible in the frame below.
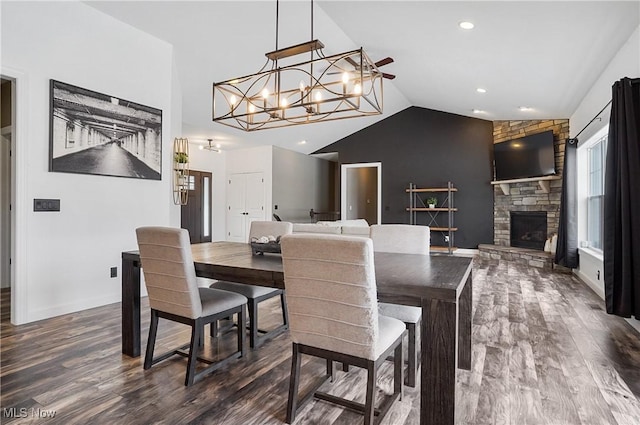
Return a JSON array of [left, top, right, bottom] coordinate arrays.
[[314, 106, 495, 249]]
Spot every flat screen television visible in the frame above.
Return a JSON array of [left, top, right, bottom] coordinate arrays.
[[493, 130, 556, 181]]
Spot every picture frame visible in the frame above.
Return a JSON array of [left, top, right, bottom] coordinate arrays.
[[49, 80, 162, 180]]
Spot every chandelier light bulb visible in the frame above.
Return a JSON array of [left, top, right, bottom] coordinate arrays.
[[342, 72, 350, 84], [248, 103, 256, 113], [230, 95, 237, 106], [261, 88, 269, 99], [299, 81, 306, 92], [354, 83, 362, 95], [314, 91, 322, 102], [280, 98, 288, 108]]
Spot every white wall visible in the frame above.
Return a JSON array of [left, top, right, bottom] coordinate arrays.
[[570, 26, 640, 141], [1, 2, 179, 323], [272, 146, 333, 223]]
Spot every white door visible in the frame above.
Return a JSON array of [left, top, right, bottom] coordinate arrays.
[[226, 172, 265, 242]]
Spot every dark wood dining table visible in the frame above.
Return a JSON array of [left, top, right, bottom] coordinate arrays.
[[121, 241, 473, 425]]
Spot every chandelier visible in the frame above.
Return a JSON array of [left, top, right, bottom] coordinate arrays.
[[212, 0, 386, 131]]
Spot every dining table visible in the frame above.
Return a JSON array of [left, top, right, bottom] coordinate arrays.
[[121, 241, 473, 425]]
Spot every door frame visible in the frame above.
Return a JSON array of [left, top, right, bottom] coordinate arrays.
[[340, 162, 382, 225], [2, 67, 28, 324]]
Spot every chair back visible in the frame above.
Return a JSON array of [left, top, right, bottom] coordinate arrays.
[[136, 227, 202, 319], [369, 224, 429, 255], [249, 221, 293, 241], [280, 234, 379, 360]]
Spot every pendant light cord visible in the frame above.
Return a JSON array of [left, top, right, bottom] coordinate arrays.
[[275, 0, 279, 52]]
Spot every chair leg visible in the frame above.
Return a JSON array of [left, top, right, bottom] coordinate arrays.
[[144, 309, 159, 370], [327, 359, 335, 383], [210, 319, 218, 338], [238, 305, 247, 357], [407, 322, 417, 387], [364, 360, 377, 425], [394, 339, 404, 401], [249, 299, 259, 348], [280, 292, 289, 327], [286, 343, 302, 424], [185, 319, 201, 387]]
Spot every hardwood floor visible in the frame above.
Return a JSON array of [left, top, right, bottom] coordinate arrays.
[[1, 259, 639, 424]]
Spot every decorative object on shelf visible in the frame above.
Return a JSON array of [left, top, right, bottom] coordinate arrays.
[[407, 182, 457, 254], [173, 137, 189, 205], [212, 0, 393, 131], [250, 235, 282, 254]]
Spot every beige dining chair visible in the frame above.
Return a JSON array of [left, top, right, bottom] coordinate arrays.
[[281, 234, 406, 425], [210, 221, 292, 348], [369, 224, 429, 387], [136, 226, 247, 386]]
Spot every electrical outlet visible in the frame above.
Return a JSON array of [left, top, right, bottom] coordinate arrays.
[[34, 198, 60, 212], [110, 267, 118, 278]]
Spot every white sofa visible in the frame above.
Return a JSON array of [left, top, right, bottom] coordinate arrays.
[[291, 219, 371, 237]]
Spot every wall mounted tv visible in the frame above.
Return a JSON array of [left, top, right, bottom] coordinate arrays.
[[493, 130, 556, 181]]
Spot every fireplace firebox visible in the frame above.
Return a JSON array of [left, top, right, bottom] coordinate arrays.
[[510, 211, 547, 250]]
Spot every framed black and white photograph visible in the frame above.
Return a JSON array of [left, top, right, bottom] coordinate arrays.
[[49, 80, 162, 180]]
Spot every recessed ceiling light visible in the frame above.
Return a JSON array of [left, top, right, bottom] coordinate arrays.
[[459, 21, 474, 30], [298, 140, 307, 145], [472, 109, 484, 114], [519, 106, 533, 111], [476, 88, 487, 93]]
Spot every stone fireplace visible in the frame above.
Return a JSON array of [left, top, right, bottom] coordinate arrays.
[[478, 119, 569, 269]]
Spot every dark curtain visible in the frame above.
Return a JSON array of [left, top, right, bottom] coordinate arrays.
[[555, 139, 578, 268], [604, 77, 640, 319]]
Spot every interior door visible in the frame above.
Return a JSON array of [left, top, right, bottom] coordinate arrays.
[[226, 172, 265, 242], [181, 170, 212, 244]]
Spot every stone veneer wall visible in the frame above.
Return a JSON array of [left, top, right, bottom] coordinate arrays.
[[493, 120, 569, 246]]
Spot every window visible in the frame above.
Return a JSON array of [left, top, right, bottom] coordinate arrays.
[[586, 133, 607, 250]]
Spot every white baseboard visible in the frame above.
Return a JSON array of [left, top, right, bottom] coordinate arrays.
[[574, 268, 605, 299], [28, 293, 121, 323]]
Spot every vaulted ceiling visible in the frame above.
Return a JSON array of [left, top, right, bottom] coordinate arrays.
[[88, 1, 639, 154]]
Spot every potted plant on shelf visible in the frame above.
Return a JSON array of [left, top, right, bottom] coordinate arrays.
[[426, 197, 438, 209], [174, 152, 189, 169]]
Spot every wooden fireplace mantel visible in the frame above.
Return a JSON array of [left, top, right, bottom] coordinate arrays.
[[491, 175, 562, 196]]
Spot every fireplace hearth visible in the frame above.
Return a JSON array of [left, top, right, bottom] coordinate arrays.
[[510, 211, 547, 250]]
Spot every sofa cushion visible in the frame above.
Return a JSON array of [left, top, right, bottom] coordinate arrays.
[[342, 226, 370, 236], [292, 223, 342, 234]]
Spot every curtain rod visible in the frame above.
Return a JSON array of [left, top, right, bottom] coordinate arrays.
[[573, 99, 612, 142]]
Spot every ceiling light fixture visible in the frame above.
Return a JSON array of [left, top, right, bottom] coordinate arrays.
[[472, 109, 484, 114], [459, 21, 474, 30], [519, 106, 532, 111], [200, 138, 221, 153], [476, 88, 486, 93], [212, 0, 389, 131]]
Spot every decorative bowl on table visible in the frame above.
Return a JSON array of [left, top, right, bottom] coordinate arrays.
[[250, 235, 282, 254]]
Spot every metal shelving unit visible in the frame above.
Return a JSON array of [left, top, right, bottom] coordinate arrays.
[[407, 181, 457, 254]]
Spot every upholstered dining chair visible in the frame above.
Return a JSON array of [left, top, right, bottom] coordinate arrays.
[[210, 221, 292, 348], [281, 234, 406, 425], [136, 226, 247, 386], [369, 224, 429, 387]]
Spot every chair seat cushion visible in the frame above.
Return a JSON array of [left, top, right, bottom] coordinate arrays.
[[376, 315, 407, 359], [198, 288, 247, 317], [210, 280, 280, 299], [379, 303, 422, 324]]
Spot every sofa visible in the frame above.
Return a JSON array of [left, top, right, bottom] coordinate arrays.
[[291, 219, 371, 237]]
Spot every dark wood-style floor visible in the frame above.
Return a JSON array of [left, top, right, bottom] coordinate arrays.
[[1, 259, 639, 424]]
